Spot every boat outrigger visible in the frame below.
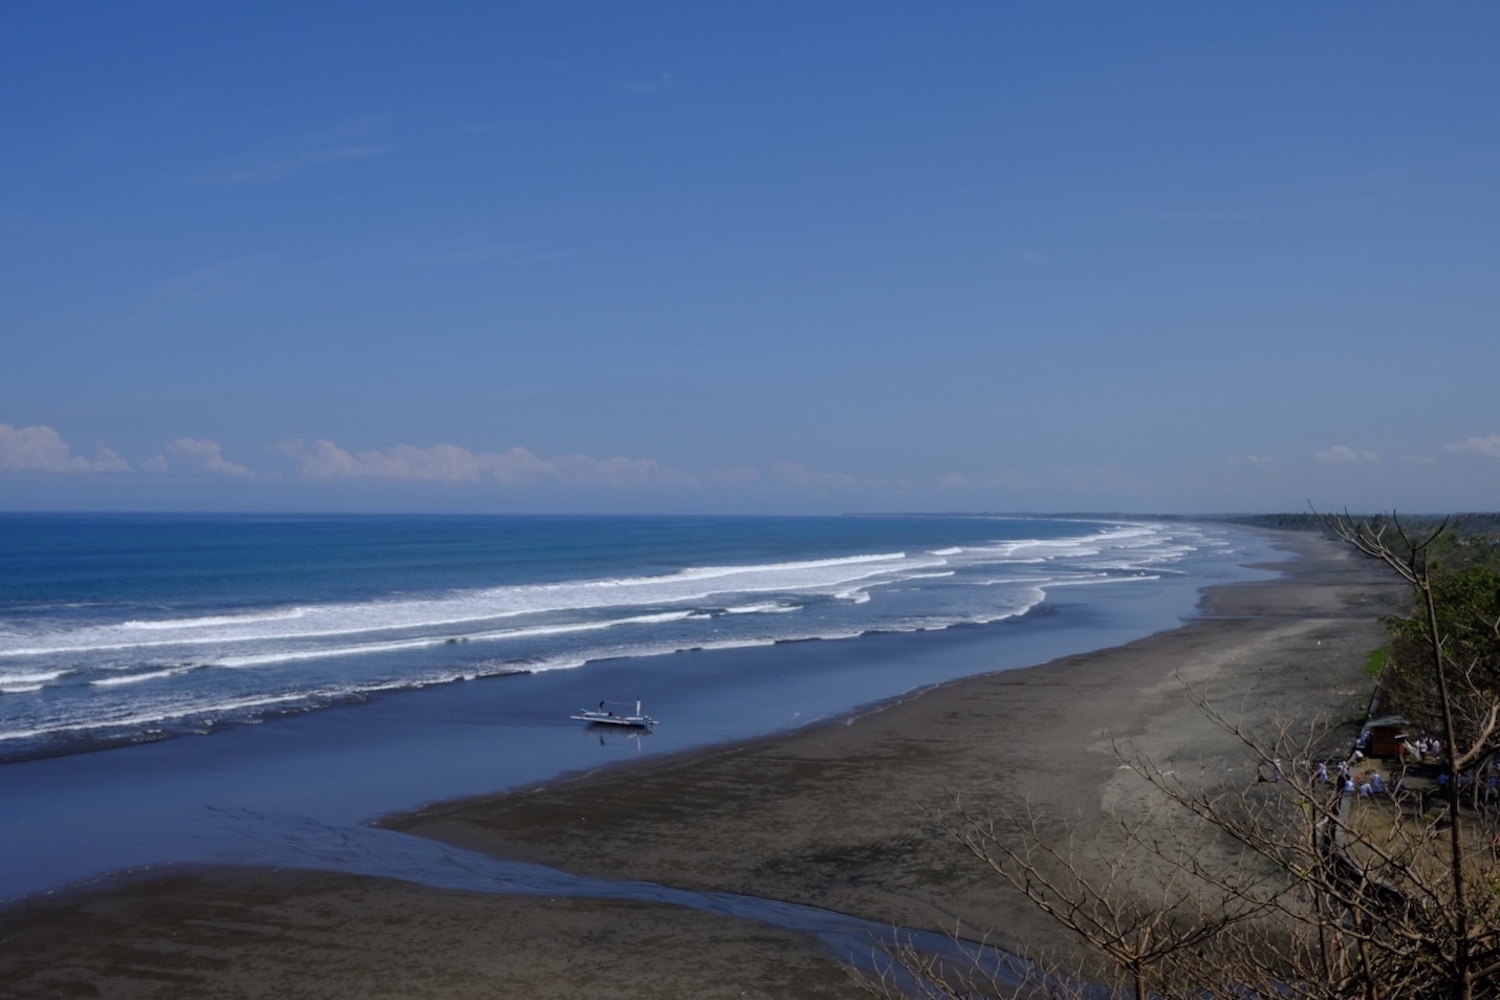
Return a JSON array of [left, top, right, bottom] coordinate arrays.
[[571, 699, 658, 729]]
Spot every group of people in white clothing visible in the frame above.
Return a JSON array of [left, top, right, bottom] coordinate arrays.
[[1307, 729, 1500, 805], [1312, 757, 1396, 798]]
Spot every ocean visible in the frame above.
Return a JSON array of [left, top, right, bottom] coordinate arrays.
[[0, 513, 1275, 901]]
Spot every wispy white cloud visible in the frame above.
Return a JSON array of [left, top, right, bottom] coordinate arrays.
[[408, 231, 545, 268], [980, 469, 1041, 491], [768, 462, 861, 491], [976, 464, 1129, 495], [207, 143, 394, 186], [1444, 435, 1500, 458], [193, 117, 396, 187], [1155, 208, 1264, 224], [1315, 444, 1382, 464], [701, 465, 760, 487], [276, 439, 697, 489], [271, 438, 900, 495], [1222, 454, 1278, 475], [623, 72, 674, 95], [163, 438, 256, 478], [144, 229, 561, 305], [145, 253, 289, 303], [0, 424, 128, 473]]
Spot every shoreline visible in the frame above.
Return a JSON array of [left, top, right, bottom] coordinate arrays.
[[385, 531, 1399, 935], [375, 535, 1283, 817], [0, 521, 1261, 907], [0, 530, 1406, 998]]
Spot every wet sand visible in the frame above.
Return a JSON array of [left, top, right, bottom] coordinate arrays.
[[0, 868, 860, 999], [0, 531, 1404, 998]]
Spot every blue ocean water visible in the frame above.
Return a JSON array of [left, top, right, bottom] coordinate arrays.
[[0, 513, 1287, 904], [1, 513, 1240, 763]]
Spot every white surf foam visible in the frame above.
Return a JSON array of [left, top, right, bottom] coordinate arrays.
[[212, 610, 701, 669], [0, 670, 65, 686], [91, 667, 196, 687], [0, 690, 321, 743], [122, 608, 307, 630], [0, 518, 1228, 757], [0, 550, 938, 660]]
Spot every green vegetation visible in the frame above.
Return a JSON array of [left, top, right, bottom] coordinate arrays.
[[1382, 559, 1500, 766], [868, 513, 1500, 1000], [1199, 513, 1500, 570]]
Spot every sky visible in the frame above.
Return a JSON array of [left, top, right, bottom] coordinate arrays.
[[2, 2, 1498, 515]]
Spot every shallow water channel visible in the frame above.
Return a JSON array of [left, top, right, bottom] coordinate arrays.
[[164, 805, 1075, 998]]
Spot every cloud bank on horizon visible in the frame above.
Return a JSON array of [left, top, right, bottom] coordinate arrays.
[[5, 422, 1498, 515], [3, 4, 1498, 514], [0, 425, 129, 475]]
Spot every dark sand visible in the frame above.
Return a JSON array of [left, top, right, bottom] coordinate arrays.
[[0, 531, 1404, 998], [0, 869, 857, 999]]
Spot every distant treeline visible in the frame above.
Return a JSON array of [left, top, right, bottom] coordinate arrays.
[[873, 511, 1500, 568], [1204, 513, 1334, 531], [1200, 512, 1500, 572], [1047, 512, 1500, 572]]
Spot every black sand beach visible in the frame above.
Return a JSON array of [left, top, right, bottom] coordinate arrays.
[[0, 531, 1405, 998]]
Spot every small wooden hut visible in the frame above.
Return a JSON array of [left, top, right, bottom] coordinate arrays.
[[1363, 715, 1411, 758]]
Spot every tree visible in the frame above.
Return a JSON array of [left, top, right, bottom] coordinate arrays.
[[1328, 514, 1500, 1000], [861, 514, 1500, 1000]]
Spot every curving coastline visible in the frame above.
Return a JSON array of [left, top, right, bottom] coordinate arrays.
[[0, 530, 1404, 998]]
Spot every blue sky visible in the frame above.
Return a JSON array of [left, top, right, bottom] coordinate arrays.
[[3, 2, 1498, 514]]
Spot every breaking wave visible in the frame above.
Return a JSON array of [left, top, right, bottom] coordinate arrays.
[[0, 517, 1231, 760]]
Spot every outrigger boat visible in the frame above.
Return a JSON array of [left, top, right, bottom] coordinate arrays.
[[570, 699, 658, 729]]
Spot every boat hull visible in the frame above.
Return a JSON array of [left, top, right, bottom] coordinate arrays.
[[569, 711, 656, 728]]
